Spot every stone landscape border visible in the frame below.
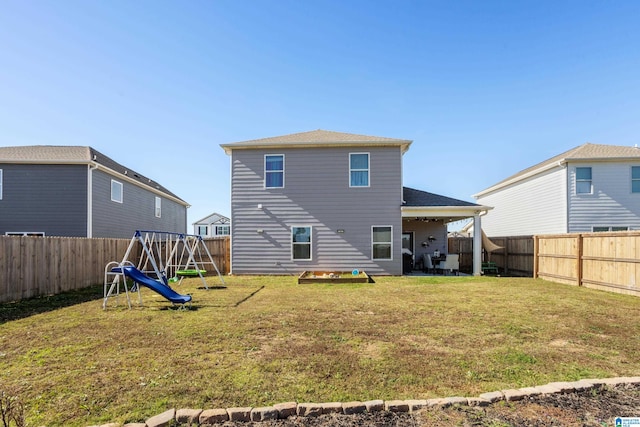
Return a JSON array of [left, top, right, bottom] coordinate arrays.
[[88, 376, 640, 427]]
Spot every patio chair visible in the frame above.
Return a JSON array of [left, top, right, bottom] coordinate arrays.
[[422, 254, 435, 274], [437, 254, 459, 275]]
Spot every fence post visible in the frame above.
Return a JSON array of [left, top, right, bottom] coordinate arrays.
[[533, 235, 539, 278], [576, 234, 583, 286]]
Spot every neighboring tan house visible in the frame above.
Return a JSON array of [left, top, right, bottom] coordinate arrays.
[[0, 146, 189, 238], [220, 130, 490, 275], [473, 143, 640, 236], [193, 212, 230, 237]]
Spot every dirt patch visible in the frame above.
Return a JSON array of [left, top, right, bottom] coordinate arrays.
[[203, 384, 640, 426]]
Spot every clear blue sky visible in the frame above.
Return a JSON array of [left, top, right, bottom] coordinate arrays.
[[2, 1, 640, 229]]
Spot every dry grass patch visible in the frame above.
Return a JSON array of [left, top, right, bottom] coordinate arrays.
[[0, 275, 639, 426]]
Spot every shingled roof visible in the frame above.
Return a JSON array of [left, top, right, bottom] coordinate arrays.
[[220, 129, 412, 154], [0, 145, 186, 204], [477, 143, 640, 196], [403, 187, 480, 207]]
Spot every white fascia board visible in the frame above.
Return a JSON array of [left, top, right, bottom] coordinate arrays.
[[220, 141, 412, 155], [473, 160, 566, 199], [401, 205, 492, 218], [94, 162, 190, 207]]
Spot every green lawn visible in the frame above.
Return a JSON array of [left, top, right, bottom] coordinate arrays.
[[1, 275, 639, 426]]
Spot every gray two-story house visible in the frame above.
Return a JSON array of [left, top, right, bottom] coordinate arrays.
[[474, 143, 640, 236], [221, 130, 489, 275], [0, 146, 189, 238]]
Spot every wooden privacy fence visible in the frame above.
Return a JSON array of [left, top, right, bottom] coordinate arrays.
[[200, 237, 230, 277], [535, 231, 640, 296], [0, 235, 230, 303], [448, 235, 534, 277]]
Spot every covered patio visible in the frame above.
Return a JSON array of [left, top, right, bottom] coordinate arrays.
[[401, 187, 492, 276]]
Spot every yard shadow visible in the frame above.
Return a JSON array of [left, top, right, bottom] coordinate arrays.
[[234, 285, 265, 307], [0, 284, 104, 324]]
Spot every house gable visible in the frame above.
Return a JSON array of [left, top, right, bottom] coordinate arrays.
[[474, 143, 640, 236], [0, 146, 188, 237]]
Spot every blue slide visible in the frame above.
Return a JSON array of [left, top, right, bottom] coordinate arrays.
[[121, 266, 192, 305]]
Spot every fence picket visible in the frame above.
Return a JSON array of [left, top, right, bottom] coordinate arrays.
[[0, 236, 230, 303]]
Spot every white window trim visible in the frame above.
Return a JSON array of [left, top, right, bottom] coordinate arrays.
[[111, 179, 123, 203], [575, 167, 592, 195], [0, 169, 3, 200], [155, 196, 161, 218], [592, 226, 629, 232], [349, 152, 370, 188], [372, 225, 393, 261], [214, 224, 230, 236], [291, 225, 312, 261], [631, 166, 640, 193], [264, 154, 285, 189], [196, 225, 209, 236], [5, 232, 45, 236]]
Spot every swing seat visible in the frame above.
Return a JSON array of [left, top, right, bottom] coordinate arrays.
[[176, 269, 206, 276]]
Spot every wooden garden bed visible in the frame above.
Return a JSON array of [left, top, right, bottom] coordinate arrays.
[[298, 270, 372, 284]]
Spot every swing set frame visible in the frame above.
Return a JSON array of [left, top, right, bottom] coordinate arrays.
[[103, 230, 225, 309]]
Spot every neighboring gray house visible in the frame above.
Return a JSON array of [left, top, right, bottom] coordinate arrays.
[[221, 130, 489, 275], [0, 146, 189, 238], [193, 212, 230, 237], [473, 143, 640, 236]]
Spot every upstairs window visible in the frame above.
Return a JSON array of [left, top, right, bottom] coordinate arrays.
[[372, 225, 392, 260], [575, 167, 592, 194], [155, 197, 161, 218], [111, 180, 123, 203], [265, 154, 284, 188], [350, 153, 369, 187], [292, 226, 312, 260], [593, 226, 628, 232], [0, 169, 3, 200], [632, 167, 640, 193]]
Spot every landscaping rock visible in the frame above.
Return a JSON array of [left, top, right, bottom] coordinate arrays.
[[405, 399, 427, 412], [273, 402, 297, 418], [341, 401, 366, 415], [250, 406, 279, 421], [296, 403, 323, 417], [502, 388, 529, 401], [146, 408, 175, 427], [176, 408, 202, 424], [384, 400, 409, 412], [199, 408, 228, 424], [478, 391, 503, 403], [467, 397, 491, 407], [227, 407, 252, 422], [440, 396, 468, 407], [321, 402, 343, 414], [364, 399, 384, 412]]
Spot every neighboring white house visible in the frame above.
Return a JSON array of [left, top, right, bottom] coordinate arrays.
[[473, 143, 640, 236], [192, 212, 230, 237]]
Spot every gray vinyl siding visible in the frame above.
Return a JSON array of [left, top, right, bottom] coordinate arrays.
[[402, 219, 448, 263], [475, 166, 567, 236], [91, 169, 186, 238], [0, 164, 87, 236], [230, 146, 403, 275], [568, 161, 640, 232]]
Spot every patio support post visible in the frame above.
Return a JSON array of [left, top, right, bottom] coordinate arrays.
[[473, 213, 482, 276]]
